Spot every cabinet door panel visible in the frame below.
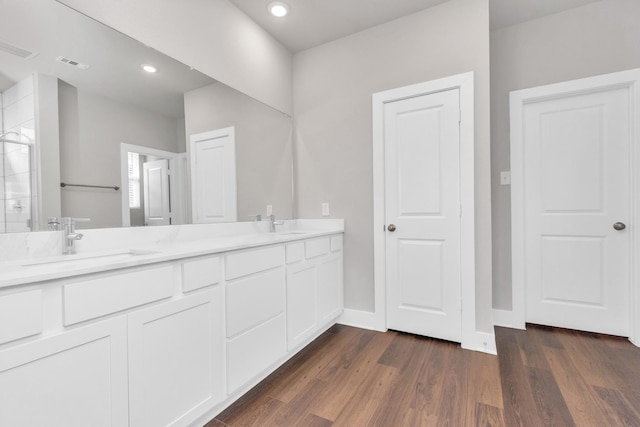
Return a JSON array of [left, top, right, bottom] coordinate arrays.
[[128, 289, 224, 427], [286, 264, 317, 350], [317, 255, 343, 324], [0, 317, 128, 427]]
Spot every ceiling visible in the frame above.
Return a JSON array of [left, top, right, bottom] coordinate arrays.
[[0, 0, 214, 119], [229, 0, 605, 52], [0, 0, 604, 117]]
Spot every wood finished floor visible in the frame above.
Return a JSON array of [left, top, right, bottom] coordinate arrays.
[[205, 324, 640, 426]]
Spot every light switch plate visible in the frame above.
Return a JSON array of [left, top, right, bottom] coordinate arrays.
[[322, 203, 330, 216], [500, 171, 511, 186], [266, 205, 273, 216]]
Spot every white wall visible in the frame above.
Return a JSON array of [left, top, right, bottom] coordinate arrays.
[[58, 81, 182, 228], [293, 0, 493, 332], [491, 0, 640, 310], [58, 0, 293, 116], [184, 82, 293, 221]]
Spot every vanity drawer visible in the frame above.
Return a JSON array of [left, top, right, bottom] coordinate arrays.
[[226, 246, 284, 280], [286, 242, 304, 264], [226, 268, 285, 337], [63, 265, 174, 325], [0, 290, 43, 345], [305, 237, 330, 259], [182, 256, 220, 292], [226, 313, 286, 394]]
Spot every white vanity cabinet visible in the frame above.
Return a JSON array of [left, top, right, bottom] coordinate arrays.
[[128, 288, 225, 427], [286, 235, 343, 351], [225, 246, 287, 394], [0, 231, 343, 427], [0, 316, 129, 426]]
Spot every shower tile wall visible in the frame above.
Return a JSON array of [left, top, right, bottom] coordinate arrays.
[[1, 75, 35, 233]]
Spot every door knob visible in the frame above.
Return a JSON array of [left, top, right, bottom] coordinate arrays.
[[613, 222, 626, 231], [387, 224, 396, 232]]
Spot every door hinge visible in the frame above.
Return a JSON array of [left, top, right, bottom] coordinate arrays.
[[458, 110, 462, 124]]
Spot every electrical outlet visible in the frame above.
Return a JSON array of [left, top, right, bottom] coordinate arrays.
[[500, 171, 511, 186], [322, 203, 330, 216], [266, 205, 273, 216]]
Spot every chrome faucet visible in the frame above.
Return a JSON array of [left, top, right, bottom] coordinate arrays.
[[61, 217, 90, 254], [47, 217, 61, 231], [268, 214, 284, 232], [248, 213, 262, 222]]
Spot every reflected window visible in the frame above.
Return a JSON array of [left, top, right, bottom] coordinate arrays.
[[128, 152, 141, 208]]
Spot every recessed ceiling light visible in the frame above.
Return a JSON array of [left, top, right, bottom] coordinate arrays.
[[268, 2, 289, 17], [141, 64, 158, 73]]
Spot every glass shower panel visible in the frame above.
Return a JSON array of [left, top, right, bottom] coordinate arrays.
[[2, 141, 32, 232]]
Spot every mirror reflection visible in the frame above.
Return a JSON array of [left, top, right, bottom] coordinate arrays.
[[0, 0, 293, 233]]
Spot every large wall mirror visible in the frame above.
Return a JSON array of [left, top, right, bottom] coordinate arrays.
[[0, 0, 293, 232]]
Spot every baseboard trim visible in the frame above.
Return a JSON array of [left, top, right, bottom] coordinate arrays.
[[462, 330, 497, 355], [337, 308, 386, 332], [493, 308, 526, 329]]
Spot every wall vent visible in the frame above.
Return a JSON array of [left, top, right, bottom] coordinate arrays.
[[56, 56, 90, 70], [0, 39, 38, 60]]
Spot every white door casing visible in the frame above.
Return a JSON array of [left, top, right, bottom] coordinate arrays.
[[119, 143, 184, 227], [189, 127, 237, 223], [511, 69, 640, 344], [372, 72, 487, 353], [143, 159, 171, 226], [384, 88, 462, 343]]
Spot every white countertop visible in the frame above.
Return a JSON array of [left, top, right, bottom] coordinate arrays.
[[0, 221, 344, 289]]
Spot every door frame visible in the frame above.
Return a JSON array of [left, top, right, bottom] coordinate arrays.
[[510, 68, 640, 345], [119, 143, 183, 227], [372, 71, 478, 351]]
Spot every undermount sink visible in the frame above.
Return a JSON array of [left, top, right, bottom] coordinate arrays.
[[21, 249, 159, 267], [276, 230, 314, 236]]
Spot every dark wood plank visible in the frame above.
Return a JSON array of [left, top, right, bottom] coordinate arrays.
[[593, 386, 640, 427], [206, 325, 640, 427], [474, 403, 506, 427], [306, 331, 395, 421], [543, 345, 611, 426], [527, 366, 575, 426], [496, 327, 539, 427]]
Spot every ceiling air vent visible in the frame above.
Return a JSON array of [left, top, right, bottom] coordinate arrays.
[[56, 56, 90, 70], [0, 39, 38, 59]]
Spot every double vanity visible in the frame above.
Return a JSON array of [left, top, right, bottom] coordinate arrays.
[[0, 219, 344, 426]]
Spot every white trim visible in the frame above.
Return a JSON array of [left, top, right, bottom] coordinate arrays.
[[372, 72, 477, 350], [188, 127, 238, 224], [464, 331, 497, 355], [492, 308, 525, 330], [337, 309, 386, 332], [119, 143, 183, 227], [510, 68, 640, 345]]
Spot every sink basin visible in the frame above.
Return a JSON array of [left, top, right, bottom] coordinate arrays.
[[276, 231, 313, 236], [21, 249, 159, 267]]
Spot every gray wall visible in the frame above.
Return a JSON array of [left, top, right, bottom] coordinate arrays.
[[491, 0, 640, 310], [293, 0, 493, 332], [58, 81, 182, 228], [184, 82, 294, 221]]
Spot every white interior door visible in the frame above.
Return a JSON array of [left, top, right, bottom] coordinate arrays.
[[143, 159, 171, 226], [384, 88, 462, 343], [519, 86, 630, 336], [190, 127, 237, 223]]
